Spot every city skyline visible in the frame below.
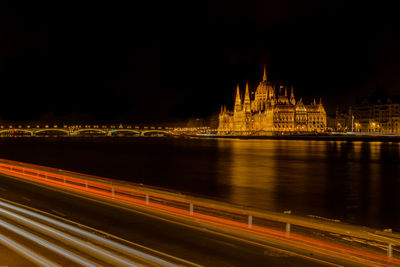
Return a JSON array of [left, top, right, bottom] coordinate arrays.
[[1, 2, 400, 265]]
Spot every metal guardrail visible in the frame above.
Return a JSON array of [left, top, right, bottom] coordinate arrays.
[[0, 158, 399, 265]]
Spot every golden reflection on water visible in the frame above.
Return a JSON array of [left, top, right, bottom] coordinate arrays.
[[216, 139, 400, 229]]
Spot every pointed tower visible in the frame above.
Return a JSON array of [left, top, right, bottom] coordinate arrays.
[[263, 65, 267, 82], [234, 83, 242, 113], [268, 82, 275, 101], [313, 98, 316, 105], [244, 81, 251, 112], [290, 85, 296, 105]]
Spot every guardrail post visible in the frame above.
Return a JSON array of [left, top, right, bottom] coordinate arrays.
[[248, 215, 252, 229], [145, 194, 149, 205], [388, 243, 392, 258], [63, 177, 66, 184], [85, 182, 88, 189], [284, 210, 291, 237], [286, 223, 291, 237], [111, 186, 115, 198], [189, 203, 194, 216]]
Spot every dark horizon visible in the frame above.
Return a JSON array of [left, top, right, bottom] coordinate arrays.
[[1, 1, 400, 123]]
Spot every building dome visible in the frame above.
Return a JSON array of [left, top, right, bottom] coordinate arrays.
[[255, 80, 273, 94]]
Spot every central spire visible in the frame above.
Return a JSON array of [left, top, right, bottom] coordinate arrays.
[[263, 65, 267, 81]]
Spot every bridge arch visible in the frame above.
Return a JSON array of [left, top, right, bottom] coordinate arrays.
[[140, 130, 171, 136], [74, 129, 107, 135], [34, 129, 70, 136], [109, 129, 140, 136], [0, 129, 34, 136]]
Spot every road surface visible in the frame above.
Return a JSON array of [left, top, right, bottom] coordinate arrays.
[[0, 173, 332, 266]]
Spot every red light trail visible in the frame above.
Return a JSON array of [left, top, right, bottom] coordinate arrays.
[[0, 159, 399, 266]]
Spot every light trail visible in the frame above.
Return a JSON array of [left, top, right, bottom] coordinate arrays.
[[0, 232, 60, 267], [0, 198, 195, 266], [0, 159, 399, 266], [0, 207, 145, 267], [0, 199, 187, 267], [0, 219, 99, 266]]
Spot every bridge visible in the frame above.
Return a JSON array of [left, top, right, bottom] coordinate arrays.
[[0, 124, 216, 137]]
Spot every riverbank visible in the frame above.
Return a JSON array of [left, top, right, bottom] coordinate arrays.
[[190, 134, 400, 142]]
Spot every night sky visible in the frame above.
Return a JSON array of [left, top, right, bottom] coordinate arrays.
[[1, 1, 400, 123]]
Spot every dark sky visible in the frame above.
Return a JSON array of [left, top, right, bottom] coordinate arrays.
[[1, 1, 400, 122]]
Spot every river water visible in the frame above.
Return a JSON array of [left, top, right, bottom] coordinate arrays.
[[0, 137, 399, 230]]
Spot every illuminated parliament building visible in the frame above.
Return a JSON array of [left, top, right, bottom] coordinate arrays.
[[218, 67, 327, 135]]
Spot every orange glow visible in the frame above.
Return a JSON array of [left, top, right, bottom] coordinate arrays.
[[0, 159, 398, 266]]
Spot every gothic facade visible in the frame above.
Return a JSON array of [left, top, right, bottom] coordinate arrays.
[[218, 67, 327, 135]]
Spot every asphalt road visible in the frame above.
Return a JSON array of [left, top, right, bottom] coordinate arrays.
[[0, 174, 331, 267]]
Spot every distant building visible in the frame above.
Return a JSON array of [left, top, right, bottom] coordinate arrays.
[[350, 95, 400, 133], [218, 66, 327, 135], [334, 107, 351, 132]]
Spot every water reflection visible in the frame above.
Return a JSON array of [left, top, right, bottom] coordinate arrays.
[[218, 140, 279, 210], [0, 138, 399, 230], [218, 139, 400, 230]]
